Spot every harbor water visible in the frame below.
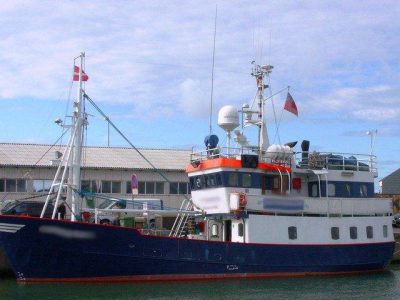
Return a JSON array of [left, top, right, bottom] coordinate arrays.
[[0, 267, 399, 300]]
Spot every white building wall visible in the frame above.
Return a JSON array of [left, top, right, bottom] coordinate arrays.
[[0, 166, 189, 209]]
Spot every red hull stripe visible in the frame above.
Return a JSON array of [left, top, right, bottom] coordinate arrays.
[[186, 157, 291, 173], [21, 269, 386, 283]]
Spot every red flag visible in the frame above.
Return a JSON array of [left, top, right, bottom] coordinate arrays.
[[284, 92, 298, 116], [73, 66, 89, 81]]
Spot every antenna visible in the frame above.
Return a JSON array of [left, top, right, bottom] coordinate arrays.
[[209, 4, 217, 135]]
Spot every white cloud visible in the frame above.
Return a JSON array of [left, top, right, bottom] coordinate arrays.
[[0, 0, 399, 124]]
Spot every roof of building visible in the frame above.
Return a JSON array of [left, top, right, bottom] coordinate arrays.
[[380, 168, 400, 182], [0, 143, 192, 171]]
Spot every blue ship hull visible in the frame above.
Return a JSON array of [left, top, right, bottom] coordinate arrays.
[[0, 215, 395, 282]]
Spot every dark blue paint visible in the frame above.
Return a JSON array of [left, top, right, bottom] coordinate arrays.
[[0, 216, 394, 280]]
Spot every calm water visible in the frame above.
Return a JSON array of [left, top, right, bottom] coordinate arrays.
[[0, 268, 399, 300]]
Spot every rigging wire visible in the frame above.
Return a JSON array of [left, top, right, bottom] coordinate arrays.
[[83, 94, 193, 204], [273, 86, 291, 144]]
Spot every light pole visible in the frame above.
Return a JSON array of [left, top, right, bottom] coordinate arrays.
[[366, 129, 378, 171]]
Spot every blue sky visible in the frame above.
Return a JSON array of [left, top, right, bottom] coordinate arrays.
[[0, 1, 399, 184]]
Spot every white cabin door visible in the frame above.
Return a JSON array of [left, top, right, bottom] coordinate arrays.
[[231, 220, 245, 243]]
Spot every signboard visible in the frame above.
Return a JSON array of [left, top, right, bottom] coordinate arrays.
[[131, 174, 138, 195]]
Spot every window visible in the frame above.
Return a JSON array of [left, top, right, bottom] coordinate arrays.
[[138, 182, 145, 194], [350, 226, 357, 239], [101, 181, 111, 193], [383, 225, 388, 238], [228, 173, 238, 187], [328, 184, 336, 197], [312, 184, 319, 197], [205, 175, 215, 187], [126, 181, 131, 194], [4, 179, 26, 192], [0, 179, 4, 192], [80, 180, 100, 193], [170, 182, 188, 195], [331, 227, 340, 240], [288, 226, 297, 240], [155, 182, 164, 194], [344, 183, 351, 197], [211, 224, 219, 237], [216, 173, 223, 186], [33, 180, 52, 193], [366, 226, 373, 239], [6, 179, 16, 192], [179, 183, 188, 194], [242, 174, 252, 188], [360, 184, 368, 197], [81, 180, 91, 193], [238, 223, 244, 237], [169, 182, 178, 194], [146, 182, 155, 194], [111, 181, 121, 193], [16, 180, 26, 192]]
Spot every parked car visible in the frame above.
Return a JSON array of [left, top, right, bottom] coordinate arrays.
[[96, 198, 164, 227], [1, 200, 55, 218], [392, 214, 400, 228]]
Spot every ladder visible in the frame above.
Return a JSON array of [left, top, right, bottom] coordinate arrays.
[[169, 199, 194, 237]]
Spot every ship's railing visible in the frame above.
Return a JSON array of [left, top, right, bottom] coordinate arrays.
[[190, 147, 293, 168], [294, 151, 377, 173], [190, 148, 377, 173]]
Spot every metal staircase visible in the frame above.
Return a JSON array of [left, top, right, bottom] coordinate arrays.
[[169, 199, 194, 237]]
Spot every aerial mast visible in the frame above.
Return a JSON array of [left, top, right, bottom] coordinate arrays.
[[251, 62, 272, 157]]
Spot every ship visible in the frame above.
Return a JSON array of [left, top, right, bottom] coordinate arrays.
[[0, 53, 395, 282]]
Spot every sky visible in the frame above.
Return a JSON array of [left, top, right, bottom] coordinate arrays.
[[0, 0, 399, 185]]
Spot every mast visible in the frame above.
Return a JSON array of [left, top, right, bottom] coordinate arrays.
[[41, 52, 86, 220], [251, 62, 272, 157], [70, 52, 85, 221]]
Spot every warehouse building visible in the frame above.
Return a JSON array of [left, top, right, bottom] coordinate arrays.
[[380, 168, 400, 195], [0, 143, 192, 210]]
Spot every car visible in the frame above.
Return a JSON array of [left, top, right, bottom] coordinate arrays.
[[392, 214, 400, 228], [1, 200, 55, 218]]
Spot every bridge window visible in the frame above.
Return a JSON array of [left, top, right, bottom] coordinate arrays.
[[344, 183, 351, 197], [350, 226, 357, 239], [205, 174, 216, 187], [331, 227, 340, 240], [360, 184, 368, 197], [311, 184, 318, 197], [242, 174, 252, 188], [228, 173, 239, 187], [366, 226, 373, 239], [328, 184, 336, 197], [288, 226, 297, 240]]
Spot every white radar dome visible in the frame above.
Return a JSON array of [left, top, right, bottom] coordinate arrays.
[[218, 105, 239, 132]]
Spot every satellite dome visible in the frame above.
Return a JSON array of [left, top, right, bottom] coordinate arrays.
[[218, 105, 239, 132]]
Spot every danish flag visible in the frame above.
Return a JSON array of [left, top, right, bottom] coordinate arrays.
[[73, 66, 89, 81]]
